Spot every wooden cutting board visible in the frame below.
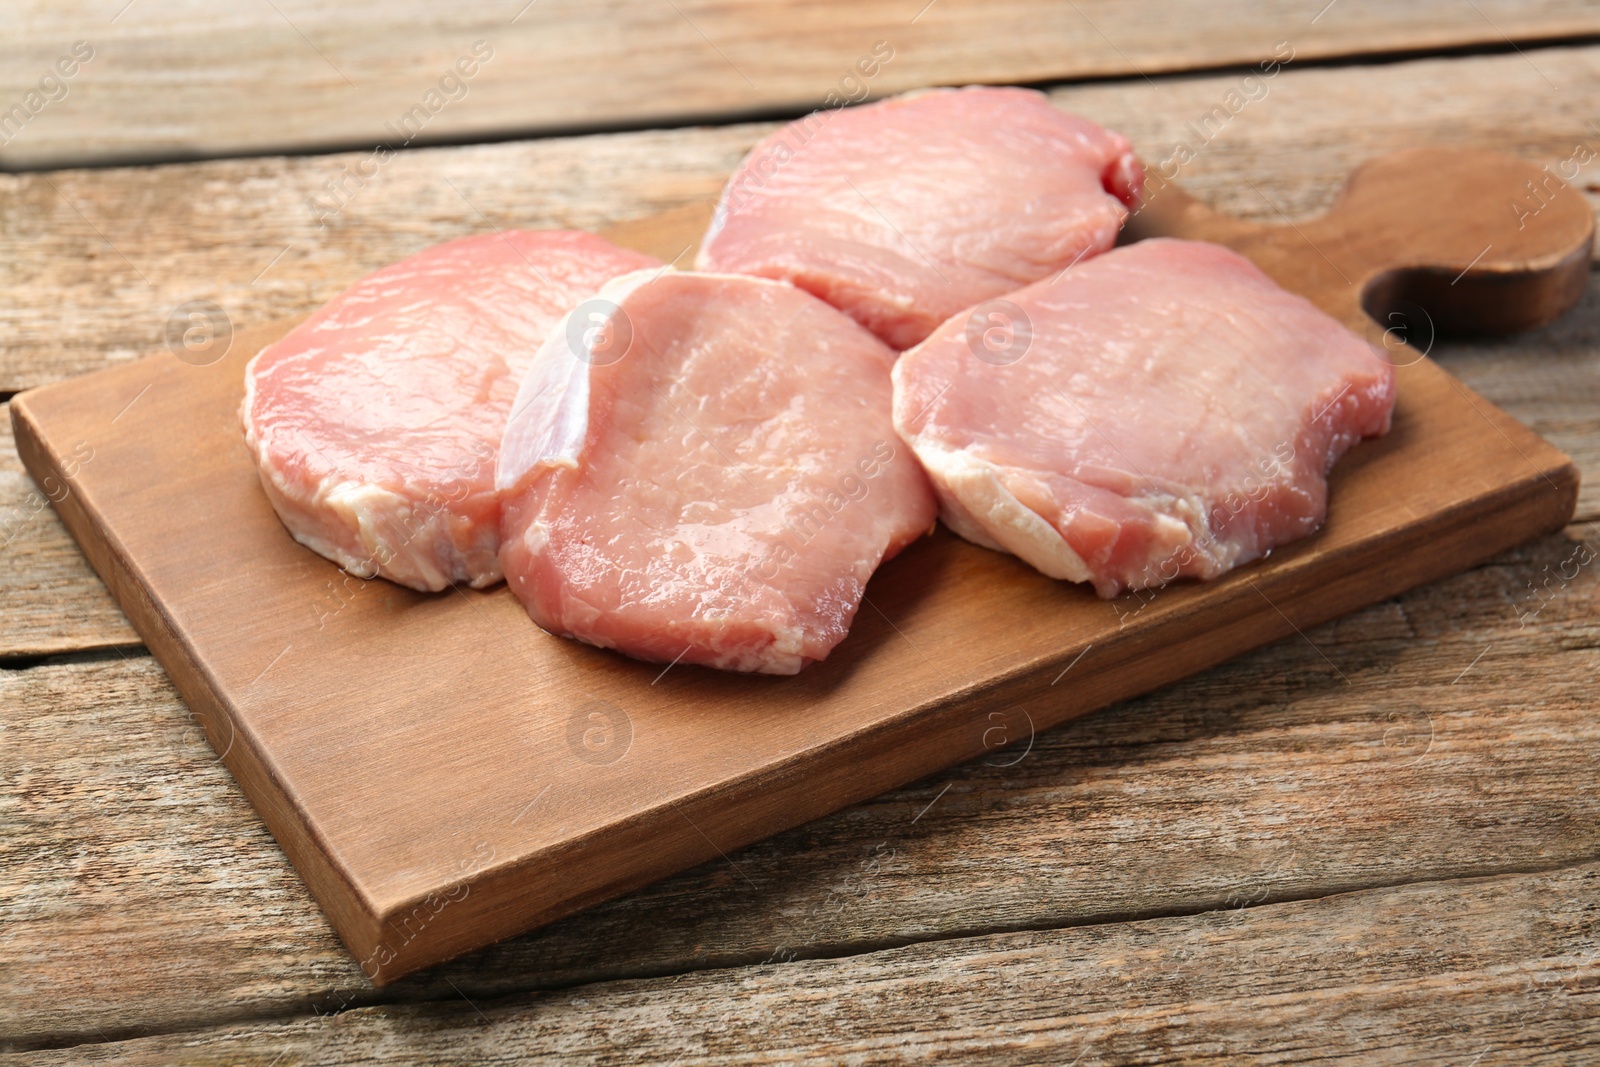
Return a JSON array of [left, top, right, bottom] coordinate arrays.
[[11, 147, 1589, 985]]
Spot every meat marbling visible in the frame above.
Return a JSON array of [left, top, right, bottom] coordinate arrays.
[[696, 85, 1144, 350], [892, 238, 1397, 599], [497, 269, 937, 674], [242, 230, 658, 592]]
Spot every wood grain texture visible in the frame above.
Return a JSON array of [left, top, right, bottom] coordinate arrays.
[[6, 45, 1600, 393], [3, 35, 1599, 1063], [1443, 293, 1600, 526], [11, 140, 1583, 986], [1126, 146, 1595, 336], [4, 534, 1598, 1049], [4, 273, 1599, 662], [7, 860, 1599, 1063], [0, 404, 136, 657], [2, 0, 1597, 169]]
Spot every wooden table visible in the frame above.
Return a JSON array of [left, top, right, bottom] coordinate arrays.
[[3, 3, 1599, 1062]]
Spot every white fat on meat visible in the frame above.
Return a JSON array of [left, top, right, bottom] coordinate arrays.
[[497, 269, 937, 674], [892, 238, 1397, 598]]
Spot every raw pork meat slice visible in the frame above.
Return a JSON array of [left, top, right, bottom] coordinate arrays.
[[892, 238, 1396, 598], [497, 269, 937, 674], [696, 85, 1143, 350], [243, 231, 659, 591]]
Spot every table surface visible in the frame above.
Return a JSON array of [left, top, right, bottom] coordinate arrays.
[[2, 3, 1599, 1063]]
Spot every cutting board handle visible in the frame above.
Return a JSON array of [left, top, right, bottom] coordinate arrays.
[[1126, 147, 1595, 342], [610, 148, 1592, 351]]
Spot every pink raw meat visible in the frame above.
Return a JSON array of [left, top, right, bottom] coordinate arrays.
[[243, 231, 658, 591], [892, 238, 1396, 598], [497, 269, 937, 674], [696, 85, 1143, 350]]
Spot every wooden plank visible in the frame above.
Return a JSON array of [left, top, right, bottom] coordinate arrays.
[[4, 523, 1597, 1045], [1443, 305, 1600, 520], [6, 45, 1600, 393], [2, 1, 1597, 169], [1121, 144, 1596, 336], [8, 244, 1566, 690], [5, 47, 1592, 665], [10, 141, 1584, 985], [7, 859, 1599, 1063], [3, 46, 1600, 396], [0, 40, 1597, 1053], [0, 403, 136, 657], [9, 44, 1600, 396], [3, 259, 1598, 662]]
